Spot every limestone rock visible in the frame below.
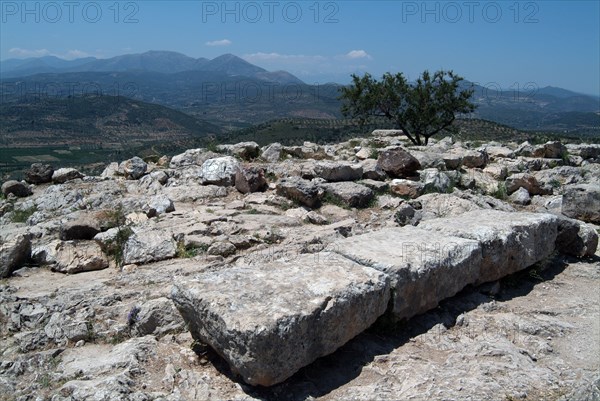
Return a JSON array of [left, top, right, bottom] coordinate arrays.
[[377, 148, 421, 177], [321, 182, 374, 208], [123, 230, 177, 265], [555, 216, 598, 257], [171, 254, 390, 386], [235, 166, 268, 194], [562, 184, 600, 224], [1, 181, 32, 198], [24, 163, 54, 184], [509, 187, 531, 206], [419, 210, 558, 283], [390, 179, 424, 199], [276, 177, 324, 208], [119, 157, 147, 180], [49, 240, 109, 274], [170, 148, 219, 168], [52, 168, 84, 184], [200, 156, 240, 186], [133, 297, 185, 336], [0, 234, 31, 278], [505, 173, 551, 196], [260, 143, 283, 163], [312, 161, 363, 182], [143, 195, 175, 217], [333, 226, 482, 320]]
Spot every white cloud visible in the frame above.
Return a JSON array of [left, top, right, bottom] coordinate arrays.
[[205, 39, 232, 47], [9, 48, 51, 58], [345, 50, 372, 60], [8, 47, 92, 60]]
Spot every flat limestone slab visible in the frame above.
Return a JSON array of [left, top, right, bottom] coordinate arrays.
[[332, 226, 482, 321], [171, 254, 390, 386], [418, 210, 558, 283]]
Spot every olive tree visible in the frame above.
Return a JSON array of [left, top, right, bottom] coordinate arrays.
[[339, 70, 476, 145]]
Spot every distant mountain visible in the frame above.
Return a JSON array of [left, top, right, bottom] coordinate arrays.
[[0, 51, 303, 84]]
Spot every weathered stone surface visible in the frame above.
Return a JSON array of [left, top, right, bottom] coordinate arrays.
[[377, 148, 421, 178], [285, 142, 330, 160], [49, 240, 109, 274], [133, 297, 185, 336], [0, 234, 31, 278], [321, 182, 374, 208], [372, 129, 403, 137], [100, 162, 119, 178], [390, 179, 424, 199], [420, 168, 452, 193], [143, 195, 175, 217], [169, 148, 219, 168], [25, 163, 54, 184], [276, 177, 323, 208], [1, 180, 32, 198], [536, 141, 567, 159], [260, 142, 283, 163], [505, 173, 551, 196], [200, 156, 240, 186], [218, 142, 260, 160], [360, 159, 387, 180], [509, 187, 531, 205], [562, 184, 600, 224], [419, 210, 558, 283], [333, 226, 482, 320], [123, 230, 177, 265], [119, 157, 148, 180], [311, 161, 363, 182], [393, 203, 421, 226], [60, 214, 102, 240], [454, 149, 487, 168], [235, 166, 268, 194], [52, 168, 84, 184], [171, 254, 390, 386], [555, 216, 599, 257], [207, 241, 236, 257]]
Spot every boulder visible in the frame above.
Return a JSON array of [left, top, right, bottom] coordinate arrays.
[[538, 141, 567, 159], [360, 159, 387, 180], [100, 162, 119, 178], [25, 163, 54, 184], [418, 210, 558, 283], [119, 157, 147, 180], [276, 177, 324, 208], [377, 148, 421, 178], [207, 241, 237, 257], [48, 240, 109, 274], [505, 173, 551, 196], [453, 149, 487, 168], [171, 253, 390, 386], [260, 143, 283, 163], [390, 179, 424, 199], [333, 226, 482, 321], [0, 234, 31, 278], [393, 203, 422, 226], [52, 168, 84, 184], [143, 195, 175, 217], [1, 180, 32, 198], [555, 216, 598, 258], [321, 182, 374, 208], [218, 142, 260, 160], [312, 161, 363, 182], [170, 149, 219, 168], [562, 184, 600, 224], [60, 214, 102, 240], [420, 168, 453, 194], [200, 156, 240, 186], [235, 166, 268, 194], [285, 142, 329, 160], [123, 230, 177, 265], [372, 129, 403, 137], [132, 297, 185, 336], [509, 187, 531, 206]]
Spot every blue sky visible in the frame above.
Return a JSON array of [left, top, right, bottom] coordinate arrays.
[[1, 1, 599, 95]]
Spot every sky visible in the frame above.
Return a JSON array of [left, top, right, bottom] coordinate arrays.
[[1, 0, 599, 95]]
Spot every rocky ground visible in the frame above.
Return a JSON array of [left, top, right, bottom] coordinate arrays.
[[0, 133, 599, 400]]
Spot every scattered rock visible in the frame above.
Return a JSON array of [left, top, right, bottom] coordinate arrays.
[[260, 142, 283, 162], [0, 234, 31, 278], [276, 177, 324, 208], [143, 195, 175, 217], [562, 184, 600, 224], [235, 166, 268, 194], [505, 173, 551, 196], [509, 187, 531, 206], [24, 163, 54, 184], [321, 182, 374, 208], [218, 142, 260, 160], [1, 180, 32, 198], [133, 297, 185, 336], [200, 156, 240, 186], [377, 148, 421, 177], [49, 240, 109, 274], [390, 179, 424, 199], [52, 168, 84, 184], [207, 241, 237, 257], [312, 161, 363, 182], [123, 230, 177, 265], [119, 157, 148, 180], [60, 214, 102, 240]]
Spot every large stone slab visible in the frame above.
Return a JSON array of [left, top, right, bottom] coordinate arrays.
[[171, 254, 390, 386], [332, 226, 482, 321], [418, 210, 558, 283]]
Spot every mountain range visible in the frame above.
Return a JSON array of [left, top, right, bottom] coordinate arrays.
[[0, 51, 303, 84], [1, 51, 599, 136]]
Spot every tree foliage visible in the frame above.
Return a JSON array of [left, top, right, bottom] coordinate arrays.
[[339, 70, 476, 145]]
